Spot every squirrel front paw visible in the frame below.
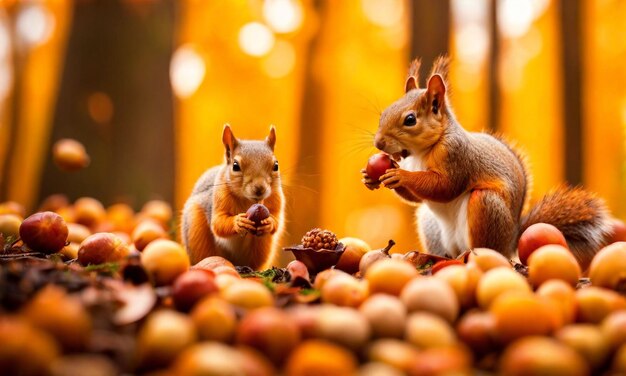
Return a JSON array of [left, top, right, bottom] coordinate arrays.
[[380, 168, 407, 190], [255, 216, 277, 236], [361, 168, 381, 190], [234, 213, 256, 236]]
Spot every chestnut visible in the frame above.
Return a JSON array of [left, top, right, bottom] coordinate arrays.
[[19, 211, 68, 253], [366, 153, 394, 182], [246, 204, 270, 234], [236, 307, 301, 365], [171, 269, 218, 312], [518, 223, 568, 265], [131, 220, 167, 251], [77, 232, 130, 266], [52, 138, 90, 172]]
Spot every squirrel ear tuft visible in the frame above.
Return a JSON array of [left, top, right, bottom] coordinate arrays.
[[222, 124, 238, 159], [405, 58, 421, 93], [266, 126, 276, 151]]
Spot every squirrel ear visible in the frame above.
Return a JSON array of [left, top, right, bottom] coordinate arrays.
[[222, 124, 238, 159], [266, 126, 276, 151], [405, 76, 418, 93], [426, 74, 446, 115]]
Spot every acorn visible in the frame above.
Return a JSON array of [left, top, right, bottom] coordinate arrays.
[[335, 237, 371, 274]]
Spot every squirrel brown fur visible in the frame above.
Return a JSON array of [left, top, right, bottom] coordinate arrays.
[[362, 56, 611, 268], [181, 125, 285, 270]]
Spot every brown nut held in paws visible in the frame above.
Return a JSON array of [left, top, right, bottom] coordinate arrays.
[[246, 204, 270, 226], [19, 211, 68, 253], [246, 204, 270, 235], [366, 153, 394, 182]]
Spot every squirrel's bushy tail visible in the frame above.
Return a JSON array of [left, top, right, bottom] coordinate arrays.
[[520, 186, 612, 267]]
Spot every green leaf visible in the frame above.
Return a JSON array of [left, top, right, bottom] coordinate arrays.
[[299, 288, 318, 296], [84, 262, 120, 274]]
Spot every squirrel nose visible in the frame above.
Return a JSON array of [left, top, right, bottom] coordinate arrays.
[[375, 137, 386, 151], [254, 185, 266, 197]]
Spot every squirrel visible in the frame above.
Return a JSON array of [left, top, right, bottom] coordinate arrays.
[[362, 56, 611, 269], [181, 125, 285, 270]]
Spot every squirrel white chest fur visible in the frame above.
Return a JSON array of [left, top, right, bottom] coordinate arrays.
[[400, 154, 470, 256]]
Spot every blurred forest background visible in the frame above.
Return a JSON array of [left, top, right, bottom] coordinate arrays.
[[0, 0, 625, 262]]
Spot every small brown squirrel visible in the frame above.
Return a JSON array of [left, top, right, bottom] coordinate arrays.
[[362, 56, 611, 268], [181, 125, 285, 270]]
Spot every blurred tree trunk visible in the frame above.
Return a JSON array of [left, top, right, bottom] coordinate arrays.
[[410, 0, 450, 81], [39, 0, 175, 209], [0, 1, 72, 211], [488, 0, 499, 132], [560, 0, 582, 185], [288, 0, 327, 253]]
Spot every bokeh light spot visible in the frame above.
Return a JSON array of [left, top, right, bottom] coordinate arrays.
[[263, 40, 296, 78], [361, 0, 404, 28], [16, 4, 55, 47], [239, 22, 275, 57], [87, 92, 114, 124], [263, 0, 304, 33], [498, 0, 550, 38], [170, 44, 206, 99], [456, 24, 489, 65]]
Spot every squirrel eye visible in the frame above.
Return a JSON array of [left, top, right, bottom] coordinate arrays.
[[233, 161, 241, 172], [273, 161, 279, 172], [403, 113, 417, 126]]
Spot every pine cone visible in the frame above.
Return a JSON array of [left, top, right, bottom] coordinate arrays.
[[301, 228, 338, 250]]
